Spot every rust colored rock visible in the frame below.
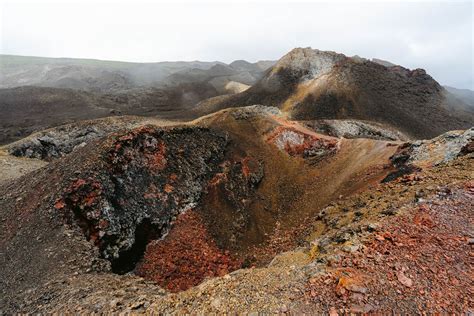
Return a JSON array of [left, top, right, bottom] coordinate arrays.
[[54, 199, 65, 210], [53, 126, 229, 266], [136, 210, 241, 292]]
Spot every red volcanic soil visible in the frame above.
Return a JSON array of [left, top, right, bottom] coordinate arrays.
[[136, 210, 241, 292], [306, 183, 474, 314]]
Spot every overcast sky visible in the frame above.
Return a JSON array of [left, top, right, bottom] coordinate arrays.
[[1, 0, 473, 89]]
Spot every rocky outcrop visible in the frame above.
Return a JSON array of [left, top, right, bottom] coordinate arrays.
[[267, 126, 339, 164], [262, 48, 346, 91], [303, 119, 407, 141], [8, 125, 119, 160], [53, 126, 228, 271], [406, 127, 474, 166], [382, 127, 473, 182]]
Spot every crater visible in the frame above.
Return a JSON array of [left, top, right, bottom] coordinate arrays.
[[110, 219, 162, 275]]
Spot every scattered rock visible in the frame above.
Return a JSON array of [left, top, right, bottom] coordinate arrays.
[[396, 270, 413, 288]]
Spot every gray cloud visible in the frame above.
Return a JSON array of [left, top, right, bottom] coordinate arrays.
[[1, 0, 473, 89]]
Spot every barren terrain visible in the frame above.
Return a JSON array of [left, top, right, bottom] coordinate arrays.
[[0, 48, 473, 314]]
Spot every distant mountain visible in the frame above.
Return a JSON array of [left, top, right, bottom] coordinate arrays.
[[444, 86, 474, 109], [198, 47, 473, 139], [0, 55, 222, 92], [0, 54, 274, 93], [163, 60, 275, 94]]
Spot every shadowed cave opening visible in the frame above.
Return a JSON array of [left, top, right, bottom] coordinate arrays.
[[110, 219, 161, 274]]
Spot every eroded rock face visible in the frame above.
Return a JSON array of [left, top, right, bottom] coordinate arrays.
[[267, 126, 339, 164], [6, 119, 140, 160], [230, 104, 282, 120], [8, 126, 109, 160], [407, 127, 474, 166], [382, 127, 473, 182], [53, 126, 229, 272], [269, 48, 346, 83], [303, 119, 407, 141]]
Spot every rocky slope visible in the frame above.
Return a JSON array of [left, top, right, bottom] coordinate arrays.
[[0, 84, 213, 145], [0, 86, 121, 145], [0, 105, 472, 313], [197, 48, 474, 139]]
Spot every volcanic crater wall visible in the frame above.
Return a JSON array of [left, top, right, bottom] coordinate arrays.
[[54, 126, 229, 272]]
